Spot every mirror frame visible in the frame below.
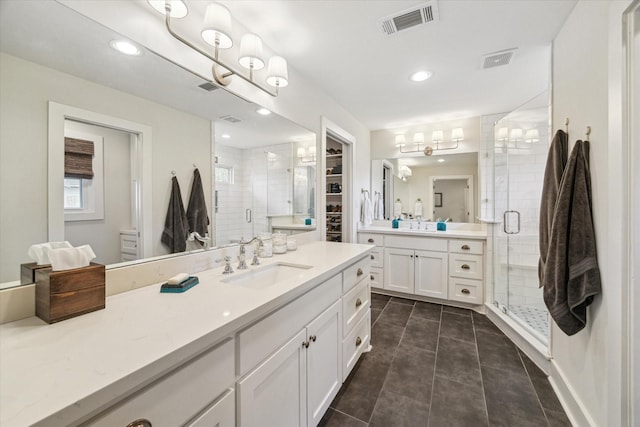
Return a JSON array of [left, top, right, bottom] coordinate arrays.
[[47, 102, 153, 259]]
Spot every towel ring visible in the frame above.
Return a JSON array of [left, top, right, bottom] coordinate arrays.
[[585, 126, 591, 141], [171, 170, 176, 176], [193, 163, 198, 169], [565, 117, 569, 134]]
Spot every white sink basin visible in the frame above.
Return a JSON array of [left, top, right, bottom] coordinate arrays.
[[221, 262, 313, 289]]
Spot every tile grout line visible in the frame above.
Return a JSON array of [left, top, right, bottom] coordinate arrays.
[[327, 408, 369, 426], [517, 348, 552, 427], [365, 300, 414, 425], [472, 313, 492, 427], [425, 305, 443, 427]]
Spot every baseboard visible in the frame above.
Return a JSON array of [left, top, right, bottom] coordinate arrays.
[[371, 287, 485, 314], [549, 359, 597, 427]]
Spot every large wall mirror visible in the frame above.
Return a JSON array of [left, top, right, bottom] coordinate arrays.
[[370, 118, 480, 223], [0, 1, 316, 285]]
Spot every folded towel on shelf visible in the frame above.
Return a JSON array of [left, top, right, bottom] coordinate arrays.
[[28, 241, 73, 265], [48, 245, 96, 271], [186, 168, 210, 243], [161, 176, 189, 253]]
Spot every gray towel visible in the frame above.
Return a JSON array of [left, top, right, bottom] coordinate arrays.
[[161, 176, 189, 253], [538, 129, 568, 285], [186, 168, 210, 243], [542, 140, 601, 336]]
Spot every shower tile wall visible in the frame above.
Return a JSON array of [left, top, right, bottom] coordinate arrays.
[[215, 145, 252, 245]]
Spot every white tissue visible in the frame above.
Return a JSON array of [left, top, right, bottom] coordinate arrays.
[[27, 241, 73, 265], [48, 245, 96, 271], [168, 273, 189, 285]]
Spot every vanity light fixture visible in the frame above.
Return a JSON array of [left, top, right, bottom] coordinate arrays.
[[297, 146, 316, 163], [524, 129, 539, 143], [256, 107, 272, 116], [151, 0, 289, 97], [396, 128, 460, 156], [110, 40, 141, 56], [509, 128, 523, 141]]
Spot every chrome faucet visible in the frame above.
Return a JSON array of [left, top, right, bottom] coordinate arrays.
[[222, 256, 233, 274], [238, 237, 259, 270], [188, 231, 211, 250]]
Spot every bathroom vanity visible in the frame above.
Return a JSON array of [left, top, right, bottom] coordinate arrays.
[[358, 224, 487, 307], [0, 242, 372, 427]]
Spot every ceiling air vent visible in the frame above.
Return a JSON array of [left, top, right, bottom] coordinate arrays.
[[198, 81, 219, 91], [482, 48, 518, 69], [219, 115, 241, 123], [380, 1, 439, 36]]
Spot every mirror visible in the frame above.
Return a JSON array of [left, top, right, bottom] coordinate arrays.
[[0, 1, 316, 285], [371, 153, 478, 222]]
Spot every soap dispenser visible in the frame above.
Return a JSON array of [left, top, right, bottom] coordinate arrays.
[[392, 217, 399, 229]]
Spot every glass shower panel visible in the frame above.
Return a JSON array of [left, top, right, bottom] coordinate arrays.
[[493, 91, 551, 346]]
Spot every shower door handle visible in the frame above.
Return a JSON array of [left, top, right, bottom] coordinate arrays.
[[503, 210, 521, 234], [246, 209, 252, 223]]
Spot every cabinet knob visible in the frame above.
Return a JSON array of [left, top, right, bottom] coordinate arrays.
[[370, 274, 375, 280], [355, 298, 362, 308], [126, 420, 152, 427], [302, 340, 310, 349], [371, 254, 375, 260], [461, 244, 471, 250], [367, 238, 374, 243], [357, 268, 363, 276], [461, 264, 471, 270], [461, 288, 471, 295], [355, 336, 362, 347]]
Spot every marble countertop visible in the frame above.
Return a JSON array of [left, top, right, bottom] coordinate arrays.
[[359, 225, 488, 240], [0, 241, 372, 427]]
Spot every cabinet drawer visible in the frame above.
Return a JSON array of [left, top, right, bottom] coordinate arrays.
[[342, 309, 370, 381], [187, 388, 235, 427], [449, 239, 483, 255], [89, 338, 235, 427], [358, 233, 384, 247], [369, 267, 384, 290], [449, 254, 483, 280], [343, 279, 370, 337], [448, 277, 483, 304], [385, 235, 448, 252], [343, 256, 371, 293], [369, 249, 383, 268], [238, 274, 341, 376]]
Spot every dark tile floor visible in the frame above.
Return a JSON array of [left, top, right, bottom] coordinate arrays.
[[319, 294, 572, 427]]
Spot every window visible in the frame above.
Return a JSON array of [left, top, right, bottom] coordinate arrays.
[[215, 164, 234, 184], [63, 130, 104, 221], [64, 178, 83, 209]]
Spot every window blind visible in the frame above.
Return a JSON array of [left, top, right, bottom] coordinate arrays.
[[64, 137, 94, 179]]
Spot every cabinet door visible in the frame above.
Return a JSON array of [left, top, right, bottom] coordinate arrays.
[[238, 329, 307, 427], [384, 248, 415, 293], [414, 250, 448, 299], [307, 300, 342, 427]]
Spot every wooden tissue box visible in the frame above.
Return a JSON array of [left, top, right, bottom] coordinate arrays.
[[35, 262, 105, 324]]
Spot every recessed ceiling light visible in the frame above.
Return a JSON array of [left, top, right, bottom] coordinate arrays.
[[110, 40, 141, 56], [221, 134, 231, 139], [410, 70, 433, 82], [147, 0, 188, 18], [437, 158, 445, 163], [256, 108, 272, 116]]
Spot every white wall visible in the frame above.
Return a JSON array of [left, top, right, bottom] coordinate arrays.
[[0, 53, 211, 282], [551, 1, 631, 426], [64, 121, 132, 265]]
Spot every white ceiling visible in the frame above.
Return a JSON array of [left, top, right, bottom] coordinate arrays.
[[0, 0, 577, 136]]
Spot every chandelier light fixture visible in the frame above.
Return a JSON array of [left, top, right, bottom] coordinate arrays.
[[395, 128, 463, 156], [150, 0, 288, 97]]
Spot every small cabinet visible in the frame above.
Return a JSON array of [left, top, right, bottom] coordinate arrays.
[[238, 300, 342, 427], [384, 248, 448, 299]]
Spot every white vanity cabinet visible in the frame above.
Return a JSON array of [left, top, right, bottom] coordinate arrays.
[[448, 239, 484, 304], [358, 233, 384, 289]]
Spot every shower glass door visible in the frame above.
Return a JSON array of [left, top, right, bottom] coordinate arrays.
[[493, 92, 551, 347]]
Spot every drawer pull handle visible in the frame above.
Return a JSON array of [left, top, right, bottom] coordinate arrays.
[[310, 335, 317, 342], [302, 340, 310, 348], [355, 336, 362, 347], [371, 254, 375, 260], [368, 238, 374, 243], [461, 288, 471, 295], [357, 268, 363, 276], [461, 245, 470, 250], [355, 298, 362, 308], [126, 420, 152, 427], [461, 264, 471, 270], [370, 274, 375, 280]]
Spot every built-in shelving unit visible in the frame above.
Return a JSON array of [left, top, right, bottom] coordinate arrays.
[[325, 137, 344, 242]]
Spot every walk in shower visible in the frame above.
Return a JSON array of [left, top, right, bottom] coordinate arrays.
[[491, 91, 551, 350]]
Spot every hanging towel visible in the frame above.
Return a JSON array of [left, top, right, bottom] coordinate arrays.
[[377, 193, 384, 220], [393, 200, 402, 218], [186, 168, 210, 244], [361, 192, 373, 226], [161, 176, 189, 253], [542, 140, 601, 336], [414, 199, 423, 218], [538, 129, 569, 285]]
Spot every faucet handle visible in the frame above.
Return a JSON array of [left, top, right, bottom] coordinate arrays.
[[251, 251, 260, 266], [223, 256, 233, 274]]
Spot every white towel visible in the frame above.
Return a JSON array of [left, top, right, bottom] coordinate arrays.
[[48, 245, 96, 271], [375, 193, 384, 220], [394, 201, 402, 218], [414, 200, 423, 217], [27, 241, 73, 265], [361, 192, 374, 226]]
